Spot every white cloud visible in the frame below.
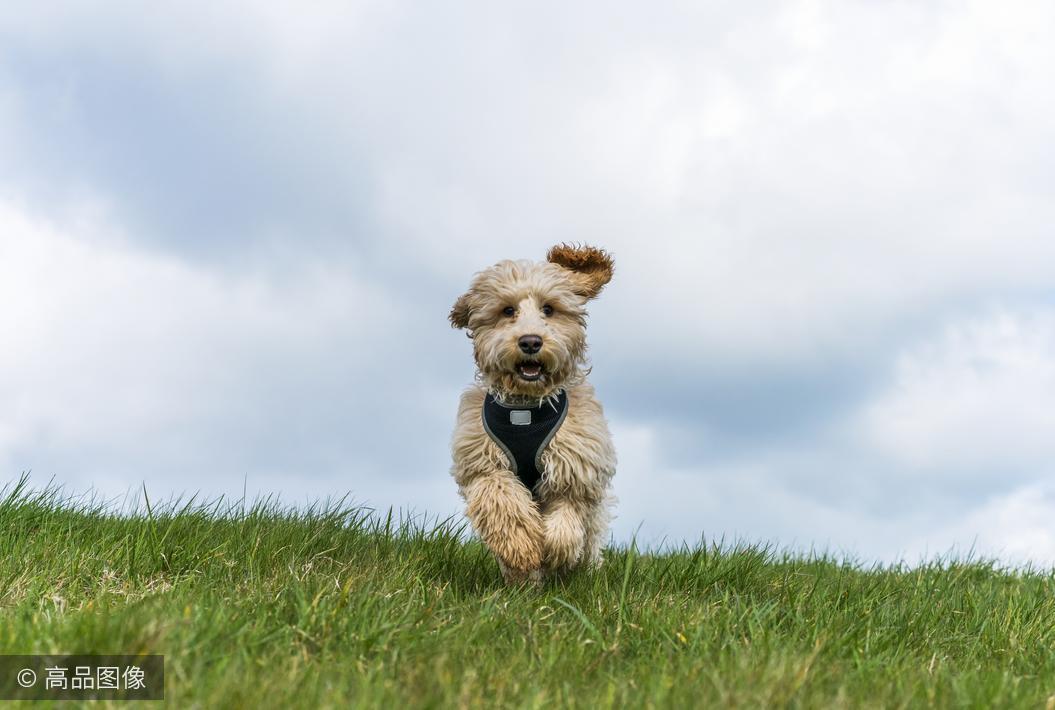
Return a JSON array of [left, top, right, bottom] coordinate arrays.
[[0, 200, 409, 497], [612, 307, 1055, 562], [863, 310, 1055, 477], [610, 419, 917, 561], [905, 482, 1055, 567]]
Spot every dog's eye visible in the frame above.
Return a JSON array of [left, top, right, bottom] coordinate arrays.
[[542, 304, 554, 316], [502, 306, 516, 317]]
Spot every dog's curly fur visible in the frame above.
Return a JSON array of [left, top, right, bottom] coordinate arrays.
[[449, 244, 617, 584]]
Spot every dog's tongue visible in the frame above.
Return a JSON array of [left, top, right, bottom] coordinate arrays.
[[520, 363, 542, 377]]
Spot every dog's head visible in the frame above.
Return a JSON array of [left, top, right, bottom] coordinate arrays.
[[450, 244, 614, 399]]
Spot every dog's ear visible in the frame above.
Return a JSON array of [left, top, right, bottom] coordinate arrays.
[[546, 243, 614, 299], [449, 292, 472, 329]]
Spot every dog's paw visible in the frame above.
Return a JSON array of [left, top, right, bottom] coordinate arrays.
[[500, 563, 544, 587], [584, 548, 605, 570], [493, 532, 543, 572]]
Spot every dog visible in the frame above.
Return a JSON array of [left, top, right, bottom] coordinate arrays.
[[449, 244, 617, 584]]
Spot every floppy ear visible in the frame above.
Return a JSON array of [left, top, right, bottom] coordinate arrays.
[[546, 243, 614, 299], [449, 292, 472, 329]]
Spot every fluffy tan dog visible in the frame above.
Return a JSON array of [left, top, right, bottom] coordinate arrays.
[[449, 244, 617, 584]]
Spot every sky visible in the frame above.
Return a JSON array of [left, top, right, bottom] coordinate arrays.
[[2, 1, 1054, 566]]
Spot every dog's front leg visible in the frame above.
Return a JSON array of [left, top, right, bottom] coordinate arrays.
[[463, 472, 544, 583], [542, 498, 588, 571]]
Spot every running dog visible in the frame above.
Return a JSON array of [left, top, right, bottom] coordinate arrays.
[[449, 244, 617, 584]]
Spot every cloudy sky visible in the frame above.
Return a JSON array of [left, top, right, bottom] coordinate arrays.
[[2, 1, 1054, 565]]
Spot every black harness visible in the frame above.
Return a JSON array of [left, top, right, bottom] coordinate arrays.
[[482, 391, 569, 496]]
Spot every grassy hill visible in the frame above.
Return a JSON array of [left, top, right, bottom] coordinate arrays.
[[2, 478, 1054, 708]]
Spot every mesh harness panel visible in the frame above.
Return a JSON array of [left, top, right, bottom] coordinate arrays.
[[481, 391, 569, 496]]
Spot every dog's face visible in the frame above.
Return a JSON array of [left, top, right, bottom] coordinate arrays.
[[450, 244, 614, 399]]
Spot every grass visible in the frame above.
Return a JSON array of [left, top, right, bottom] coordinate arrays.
[[2, 475, 1054, 708]]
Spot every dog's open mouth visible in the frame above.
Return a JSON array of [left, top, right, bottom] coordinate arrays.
[[516, 361, 544, 381]]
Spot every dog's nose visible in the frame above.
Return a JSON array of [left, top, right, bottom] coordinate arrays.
[[518, 335, 543, 354]]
